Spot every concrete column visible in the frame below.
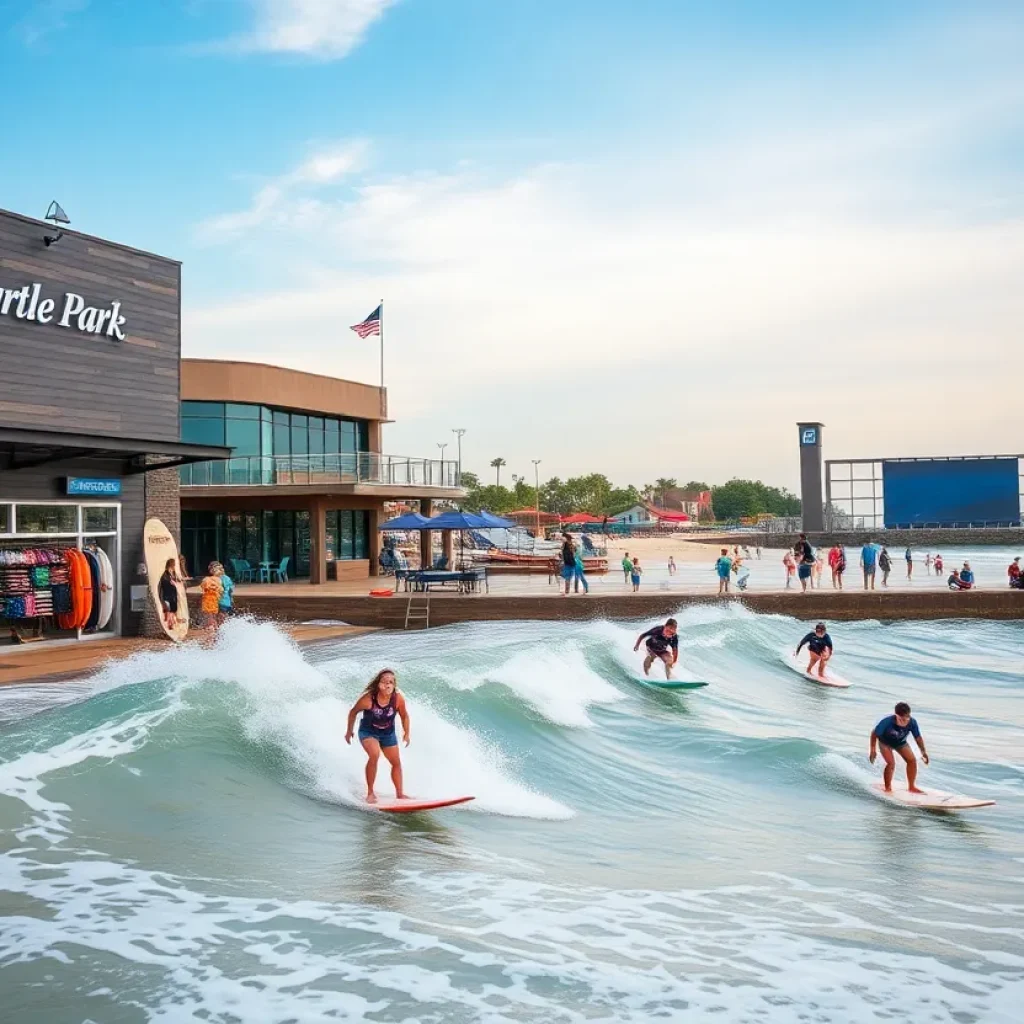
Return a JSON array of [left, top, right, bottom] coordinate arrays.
[[368, 505, 382, 576], [442, 529, 454, 568], [420, 498, 434, 570], [797, 422, 825, 532], [310, 498, 328, 585]]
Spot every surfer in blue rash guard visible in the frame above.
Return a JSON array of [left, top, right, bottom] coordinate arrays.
[[796, 622, 833, 679], [869, 702, 930, 793], [634, 618, 679, 679]]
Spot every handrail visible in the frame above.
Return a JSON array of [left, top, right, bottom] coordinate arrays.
[[180, 453, 461, 489]]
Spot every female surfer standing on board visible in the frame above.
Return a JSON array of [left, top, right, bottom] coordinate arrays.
[[345, 669, 410, 804], [796, 622, 833, 678]]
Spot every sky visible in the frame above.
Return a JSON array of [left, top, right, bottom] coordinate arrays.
[[2, 0, 1023, 489]]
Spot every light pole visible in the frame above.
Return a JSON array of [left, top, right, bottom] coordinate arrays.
[[451, 428, 465, 483], [437, 442, 447, 487], [532, 459, 542, 536]]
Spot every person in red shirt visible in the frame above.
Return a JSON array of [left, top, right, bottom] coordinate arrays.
[[1008, 557, 1021, 586]]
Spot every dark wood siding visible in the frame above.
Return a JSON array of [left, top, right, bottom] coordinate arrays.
[[0, 209, 181, 442]]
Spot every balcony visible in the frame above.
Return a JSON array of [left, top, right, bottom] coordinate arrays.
[[179, 453, 461, 490]]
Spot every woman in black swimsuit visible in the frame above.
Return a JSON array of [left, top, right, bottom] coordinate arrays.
[[158, 558, 180, 632], [345, 669, 411, 804]]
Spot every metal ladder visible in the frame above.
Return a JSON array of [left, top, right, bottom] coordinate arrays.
[[404, 594, 431, 630]]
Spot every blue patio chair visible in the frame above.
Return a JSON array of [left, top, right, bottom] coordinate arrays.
[[272, 556, 291, 583], [230, 558, 254, 583]]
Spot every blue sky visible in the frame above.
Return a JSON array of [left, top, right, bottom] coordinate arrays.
[[3, 1, 1023, 486]]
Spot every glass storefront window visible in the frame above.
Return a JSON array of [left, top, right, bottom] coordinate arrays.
[[182, 417, 226, 446], [16, 505, 78, 534], [354, 510, 367, 559], [226, 418, 260, 457], [309, 417, 324, 457], [0, 504, 9, 533], [273, 416, 290, 460], [226, 403, 259, 419], [291, 421, 308, 456], [325, 420, 340, 453], [83, 507, 116, 533], [182, 401, 225, 417], [341, 420, 357, 453]]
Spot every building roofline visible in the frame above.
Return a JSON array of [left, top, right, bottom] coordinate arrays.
[[0, 207, 181, 266]]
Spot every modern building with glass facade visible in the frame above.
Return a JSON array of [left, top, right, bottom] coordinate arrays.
[[178, 359, 462, 583]]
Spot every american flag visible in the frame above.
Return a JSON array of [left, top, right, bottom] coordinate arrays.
[[350, 304, 382, 339]]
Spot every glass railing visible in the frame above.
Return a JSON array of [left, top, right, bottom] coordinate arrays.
[[180, 453, 461, 489]]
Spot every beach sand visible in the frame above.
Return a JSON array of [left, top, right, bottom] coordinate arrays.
[[603, 535, 764, 565]]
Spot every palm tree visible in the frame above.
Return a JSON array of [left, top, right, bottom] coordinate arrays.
[[654, 477, 678, 507], [490, 457, 507, 486]]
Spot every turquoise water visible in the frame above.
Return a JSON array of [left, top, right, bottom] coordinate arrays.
[[0, 608, 1022, 1022]]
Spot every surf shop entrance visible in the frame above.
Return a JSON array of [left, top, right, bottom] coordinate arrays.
[[0, 499, 121, 642]]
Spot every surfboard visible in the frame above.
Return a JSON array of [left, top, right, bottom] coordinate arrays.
[[144, 518, 189, 642], [783, 651, 851, 688], [870, 782, 995, 810], [95, 546, 115, 630], [638, 678, 709, 690], [371, 795, 475, 814], [83, 550, 101, 632]]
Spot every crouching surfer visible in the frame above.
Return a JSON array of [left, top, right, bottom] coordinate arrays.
[[634, 618, 679, 680], [345, 669, 410, 804]]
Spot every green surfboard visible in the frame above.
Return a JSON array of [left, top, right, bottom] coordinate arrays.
[[638, 679, 709, 690]]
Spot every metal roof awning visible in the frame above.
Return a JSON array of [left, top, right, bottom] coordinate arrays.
[[0, 426, 231, 475]]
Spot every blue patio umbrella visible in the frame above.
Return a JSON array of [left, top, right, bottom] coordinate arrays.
[[476, 509, 516, 529], [426, 509, 491, 567], [378, 511, 432, 530]]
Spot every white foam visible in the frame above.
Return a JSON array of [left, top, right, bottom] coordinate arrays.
[[483, 646, 623, 728]]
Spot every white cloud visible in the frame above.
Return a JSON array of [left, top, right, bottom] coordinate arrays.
[[196, 140, 367, 241], [229, 0, 397, 59], [11, 0, 87, 46]]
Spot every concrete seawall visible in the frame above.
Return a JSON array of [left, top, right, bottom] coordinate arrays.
[[222, 589, 1024, 630]]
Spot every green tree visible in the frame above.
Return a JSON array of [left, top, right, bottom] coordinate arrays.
[[460, 471, 480, 490], [710, 479, 801, 521], [682, 480, 710, 492], [607, 485, 641, 516], [653, 477, 678, 506], [490, 457, 506, 486]]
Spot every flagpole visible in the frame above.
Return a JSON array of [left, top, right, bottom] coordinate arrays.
[[378, 299, 385, 419]]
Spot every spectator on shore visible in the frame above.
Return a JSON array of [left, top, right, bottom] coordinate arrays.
[[879, 547, 892, 587], [783, 550, 796, 589], [948, 569, 971, 591], [835, 544, 847, 589], [631, 558, 643, 592], [560, 533, 576, 597], [794, 534, 815, 593], [905, 547, 913, 580], [667, 555, 676, 576], [934, 553, 944, 576], [621, 552, 633, 583], [925, 553, 933, 572], [716, 548, 733, 594], [960, 562, 975, 588], [828, 544, 842, 588], [573, 548, 589, 595], [1008, 557, 1021, 587], [860, 540, 878, 591]]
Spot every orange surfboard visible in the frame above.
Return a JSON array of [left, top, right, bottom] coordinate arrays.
[[371, 796, 475, 814]]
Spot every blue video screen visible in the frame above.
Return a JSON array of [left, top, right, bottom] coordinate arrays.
[[882, 458, 1021, 527]]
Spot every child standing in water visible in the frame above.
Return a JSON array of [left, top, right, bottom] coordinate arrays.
[[631, 558, 642, 592]]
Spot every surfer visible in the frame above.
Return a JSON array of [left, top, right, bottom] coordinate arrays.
[[634, 617, 679, 679], [795, 622, 833, 678], [345, 669, 410, 804], [158, 557, 181, 632], [869, 702, 929, 793]]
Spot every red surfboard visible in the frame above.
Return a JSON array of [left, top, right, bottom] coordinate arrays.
[[371, 796, 475, 814]]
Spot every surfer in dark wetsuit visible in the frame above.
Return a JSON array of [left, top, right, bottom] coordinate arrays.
[[345, 668, 410, 804], [796, 622, 833, 679], [869, 701, 929, 793], [634, 618, 679, 679], [158, 558, 180, 632]]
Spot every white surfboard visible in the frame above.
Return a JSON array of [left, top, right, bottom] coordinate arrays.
[[783, 651, 851, 688], [144, 518, 189, 642], [870, 782, 995, 810], [95, 546, 115, 630]]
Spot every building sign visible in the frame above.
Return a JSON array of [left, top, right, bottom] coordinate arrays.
[[0, 282, 126, 341], [800, 427, 818, 446], [67, 477, 122, 496]]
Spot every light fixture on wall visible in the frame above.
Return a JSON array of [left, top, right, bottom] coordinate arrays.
[[43, 201, 70, 246]]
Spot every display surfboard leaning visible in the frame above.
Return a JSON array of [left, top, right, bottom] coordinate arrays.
[[144, 518, 189, 642], [95, 546, 115, 630]]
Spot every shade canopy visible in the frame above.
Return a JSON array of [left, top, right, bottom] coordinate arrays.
[[426, 509, 490, 530], [379, 511, 432, 530], [475, 509, 516, 528], [561, 512, 604, 524]]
